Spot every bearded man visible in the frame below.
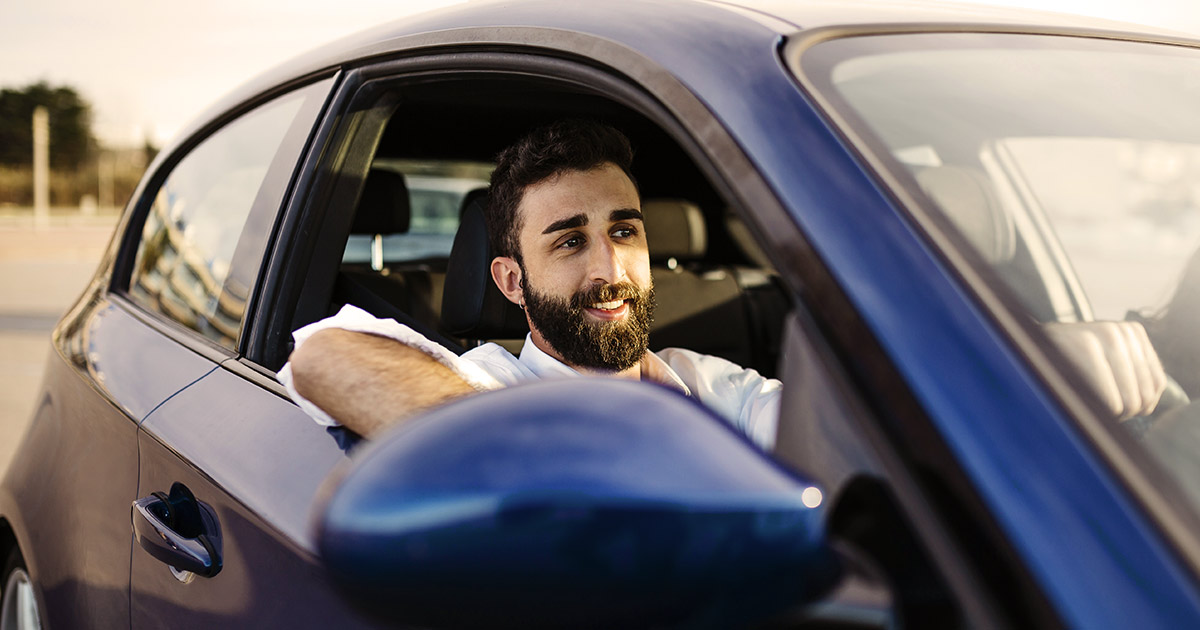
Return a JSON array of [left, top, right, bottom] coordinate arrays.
[[281, 120, 781, 448]]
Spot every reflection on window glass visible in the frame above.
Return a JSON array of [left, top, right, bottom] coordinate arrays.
[[807, 34, 1200, 518], [129, 83, 321, 349], [1005, 138, 1200, 321]]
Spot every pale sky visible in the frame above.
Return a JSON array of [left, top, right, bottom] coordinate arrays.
[[2, 0, 1199, 147]]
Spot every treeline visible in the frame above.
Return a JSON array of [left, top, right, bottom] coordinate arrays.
[[0, 81, 151, 209]]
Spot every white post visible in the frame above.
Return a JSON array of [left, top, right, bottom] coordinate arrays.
[[98, 150, 114, 211], [32, 106, 49, 229]]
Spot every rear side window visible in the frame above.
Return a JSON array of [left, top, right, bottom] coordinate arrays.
[[128, 79, 331, 350]]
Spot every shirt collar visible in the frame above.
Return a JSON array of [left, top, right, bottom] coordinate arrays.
[[518, 334, 691, 396]]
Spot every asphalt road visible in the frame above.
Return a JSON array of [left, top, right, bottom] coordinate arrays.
[[0, 214, 117, 472]]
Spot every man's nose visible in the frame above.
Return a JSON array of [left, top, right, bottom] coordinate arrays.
[[588, 238, 626, 285]]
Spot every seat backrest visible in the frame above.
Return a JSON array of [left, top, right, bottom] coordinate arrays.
[[337, 168, 445, 336], [441, 197, 529, 339], [641, 198, 756, 367], [459, 187, 489, 219]]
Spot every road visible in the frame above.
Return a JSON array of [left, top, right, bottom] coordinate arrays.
[[0, 213, 117, 472]]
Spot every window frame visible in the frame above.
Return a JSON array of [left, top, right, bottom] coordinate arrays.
[[246, 47, 810, 371]]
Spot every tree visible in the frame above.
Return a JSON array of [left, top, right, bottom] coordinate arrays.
[[0, 82, 95, 170]]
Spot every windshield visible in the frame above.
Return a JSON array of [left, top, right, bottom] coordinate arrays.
[[801, 33, 1200, 519]]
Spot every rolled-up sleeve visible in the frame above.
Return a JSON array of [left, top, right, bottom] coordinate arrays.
[[277, 304, 503, 427], [657, 348, 781, 450]]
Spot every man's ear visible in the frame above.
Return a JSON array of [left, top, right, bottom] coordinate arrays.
[[490, 256, 524, 306]]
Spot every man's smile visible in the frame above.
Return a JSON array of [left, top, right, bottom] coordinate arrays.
[[584, 299, 630, 321]]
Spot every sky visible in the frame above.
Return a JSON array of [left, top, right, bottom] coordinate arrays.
[[3, 0, 1200, 148]]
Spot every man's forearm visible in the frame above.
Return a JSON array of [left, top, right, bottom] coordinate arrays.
[[289, 328, 478, 437]]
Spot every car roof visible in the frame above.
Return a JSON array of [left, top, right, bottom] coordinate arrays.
[[170, 0, 1196, 155], [711, 0, 1188, 34], [322, 0, 1192, 60]]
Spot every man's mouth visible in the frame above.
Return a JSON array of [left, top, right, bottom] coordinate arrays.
[[584, 299, 630, 320]]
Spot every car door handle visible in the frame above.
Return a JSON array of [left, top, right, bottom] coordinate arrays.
[[132, 482, 223, 578]]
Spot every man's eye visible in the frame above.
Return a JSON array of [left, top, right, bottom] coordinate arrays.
[[613, 227, 637, 239], [560, 236, 584, 249]]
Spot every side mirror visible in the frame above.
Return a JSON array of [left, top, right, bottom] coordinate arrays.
[[315, 378, 840, 628]]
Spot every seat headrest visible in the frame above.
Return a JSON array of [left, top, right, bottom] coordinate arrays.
[[460, 187, 489, 218], [915, 166, 1015, 264], [351, 169, 410, 235], [643, 198, 707, 262], [441, 197, 529, 339]]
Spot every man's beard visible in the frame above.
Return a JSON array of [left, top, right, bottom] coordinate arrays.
[[522, 278, 655, 372]]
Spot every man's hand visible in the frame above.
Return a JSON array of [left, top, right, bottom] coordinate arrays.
[[1043, 320, 1167, 421], [289, 329, 478, 438]]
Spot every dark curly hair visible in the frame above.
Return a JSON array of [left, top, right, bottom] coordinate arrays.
[[486, 120, 637, 262]]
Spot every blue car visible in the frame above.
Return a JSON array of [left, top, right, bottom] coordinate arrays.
[[6, 0, 1200, 627]]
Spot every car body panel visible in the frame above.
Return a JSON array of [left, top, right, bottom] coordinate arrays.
[[137, 364, 351, 550], [7, 1, 1200, 627], [70, 299, 220, 423]]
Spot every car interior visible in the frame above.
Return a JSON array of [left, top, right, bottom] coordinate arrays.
[[309, 76, 793, 379]]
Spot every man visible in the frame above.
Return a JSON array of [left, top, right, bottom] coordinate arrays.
[[280, 120, 780, 447]]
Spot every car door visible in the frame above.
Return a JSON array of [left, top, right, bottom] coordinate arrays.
[[120, 75, 378, 627]]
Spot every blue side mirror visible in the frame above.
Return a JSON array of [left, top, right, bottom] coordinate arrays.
[[315, 378, 840, 628]]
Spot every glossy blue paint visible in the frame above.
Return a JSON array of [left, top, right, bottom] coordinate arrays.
[[318, 379, 837, 628]]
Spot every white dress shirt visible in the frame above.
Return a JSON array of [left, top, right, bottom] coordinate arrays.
[[278, 304, 781, 449]]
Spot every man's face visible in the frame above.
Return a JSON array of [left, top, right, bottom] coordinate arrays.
[[492, 163, 654, 372]]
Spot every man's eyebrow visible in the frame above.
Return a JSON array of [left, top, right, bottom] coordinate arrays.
[[610, 208, 644, 222], [542, 213, 588, 235]]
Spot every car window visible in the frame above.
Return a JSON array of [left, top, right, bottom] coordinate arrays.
[[291, 73, 791, 382], [800, 33, 1200, 523], [341, 158, 492, 265], [128, 79, 332, 350]]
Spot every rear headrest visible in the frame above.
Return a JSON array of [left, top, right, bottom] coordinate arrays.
[[441, 197, 529, 339], [915, 166, 1015, 264], [351, 169, 410, 235], [643, 198, 707, 262]]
